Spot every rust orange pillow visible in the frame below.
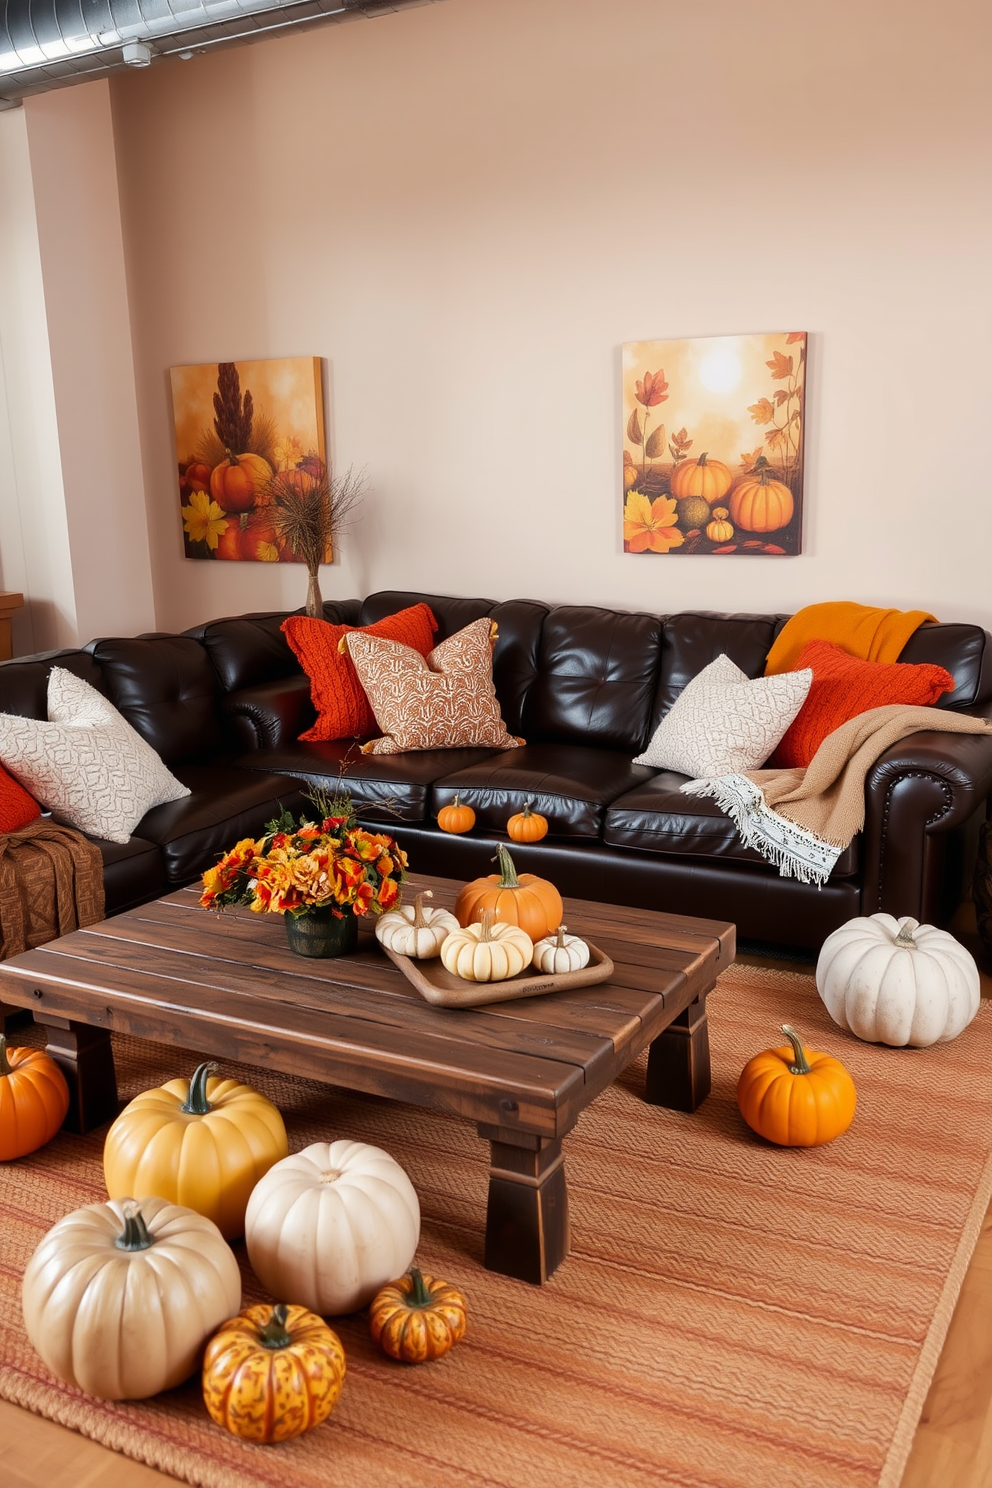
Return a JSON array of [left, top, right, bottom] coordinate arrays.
[[282, 604, 437, 741], [774, 639, 955, 768], [0, 762, 41, 832]]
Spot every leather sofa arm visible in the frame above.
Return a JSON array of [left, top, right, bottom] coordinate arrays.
[[223, 676, 315, 750], [861, 727, 992, 922]]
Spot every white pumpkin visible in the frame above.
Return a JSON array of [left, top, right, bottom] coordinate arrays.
[[375, 889, 459, 959], [21, 1197, 241, 1400], [532, 925, 590, 974], [245, 1139, 420, 1315], [439, 910, 533, 982], [816, 913, 981, 1047]]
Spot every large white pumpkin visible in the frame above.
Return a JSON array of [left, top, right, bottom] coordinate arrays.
[[816, 913, 981, 1048], [21, 1196, 241, 1400], [245, 1139, 420, 1315]]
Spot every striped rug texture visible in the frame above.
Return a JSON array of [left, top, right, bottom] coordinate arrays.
[[0, 962, 990, 1488]]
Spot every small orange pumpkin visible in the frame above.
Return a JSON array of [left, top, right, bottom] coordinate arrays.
[[216, 508, 282, 562], [438, 795, 476, 834], [183, 460, 213, 494], [736, 1024, 856, 1147], [669, 452, 733, 503], [369, 1268, 467, 1364], [506, 800, 549, 843], [454, 844, 562, 941], [203, 1302, 346, 1442], [0, 1034, 69, 1160], [209, 452, 273, 514], [705, 507, 734, 543], [728, 459, 794, 533]]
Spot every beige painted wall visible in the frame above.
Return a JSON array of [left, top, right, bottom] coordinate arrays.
[[110, 0, 992, 635]]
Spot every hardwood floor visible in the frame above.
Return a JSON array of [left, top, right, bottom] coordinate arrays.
[[2, 918, 991, 1488]]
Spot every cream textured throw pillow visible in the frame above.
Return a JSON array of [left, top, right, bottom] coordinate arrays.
[[346, 619, 522, 756], [0, 667, 190, 844], [634, 653, 812, 777]]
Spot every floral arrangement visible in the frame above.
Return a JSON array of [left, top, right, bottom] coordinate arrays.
[[200, 794, 406, 920]]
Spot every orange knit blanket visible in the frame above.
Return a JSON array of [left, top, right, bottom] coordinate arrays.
[[764, 601, 936, 676]]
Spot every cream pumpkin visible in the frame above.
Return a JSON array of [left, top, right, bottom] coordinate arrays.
[[816, 913, 980, 1047], [532, 925, 591, 974], [245, 1139, 421, 1315], [440, 910, 533, 982], [21, 1197, 241, 1400], [375, 890, 459, 959]]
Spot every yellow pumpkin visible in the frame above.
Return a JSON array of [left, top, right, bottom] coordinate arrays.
[[369, 1268, 468, 1364], [705, 507, 734, 543], [103, 1061, 288, 1240], [669, 452, 733, 503], [203, 1302, 346, 1442], [728, 462, 794, 532], [736, 1025, 857, 1147], [440, 909, 533, 982]]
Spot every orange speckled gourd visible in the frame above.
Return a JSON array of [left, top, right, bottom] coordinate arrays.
[[369, 1268, 467, 1364], [203, 1303, 346, 1442]]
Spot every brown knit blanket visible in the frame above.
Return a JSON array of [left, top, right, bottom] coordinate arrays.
[[0, 819, 105, 961], [682, 704, 992, 883]]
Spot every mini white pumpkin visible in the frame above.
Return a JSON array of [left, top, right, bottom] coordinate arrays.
[[375, 889, 459, 959], [816, 912, 981, 1048], [245, 1139, 420, 1315], [532, 924, 590, 974], [440, 909, 533, 982], [21, 1197, 241, 1400]]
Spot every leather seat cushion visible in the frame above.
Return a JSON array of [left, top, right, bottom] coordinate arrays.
[[433, 744, 655, 838], [96, 835, 166, 915], [134, 766, 310, 886], [604, 771, 859, 876], [234, 742, 506, 822]]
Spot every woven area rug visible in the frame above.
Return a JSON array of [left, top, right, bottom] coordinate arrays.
[[1, 962, 990, 1488]]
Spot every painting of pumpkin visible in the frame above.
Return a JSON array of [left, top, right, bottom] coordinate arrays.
[[622, 333, 806, 556]]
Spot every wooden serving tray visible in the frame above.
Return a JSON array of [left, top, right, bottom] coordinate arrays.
[[380, 941, 615, 1008]]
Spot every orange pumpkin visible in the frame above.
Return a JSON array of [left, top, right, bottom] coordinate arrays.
[[728, 461, 794, 533], [369, 1268, 467, 1364], [454, 844, 562, 941], [203, 1302, 346, 1442], [0, 1034, 69, 1160], [438, 795, 476, 834], [669, 452, 733, 503], [216, 509, 282, 562], [736, 1024, 856, 1147], [507, 800, 549, 844], [183, 460, 212, 494], [209, 452, 273, 514], [705, 507, 734, 543]]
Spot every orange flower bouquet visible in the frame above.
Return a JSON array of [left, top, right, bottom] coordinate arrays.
[[200, 793, 407, 958]]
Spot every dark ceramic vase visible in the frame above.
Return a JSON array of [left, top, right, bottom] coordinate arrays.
[[284, 906, 359, 958]]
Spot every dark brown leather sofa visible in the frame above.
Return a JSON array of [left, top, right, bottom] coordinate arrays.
[[1, 590, 990, 952]]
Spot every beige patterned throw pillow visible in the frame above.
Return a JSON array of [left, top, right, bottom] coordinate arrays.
[[634, 653, 812, 777], [0, 667, 190, 844], [346, 619, 522, 756]]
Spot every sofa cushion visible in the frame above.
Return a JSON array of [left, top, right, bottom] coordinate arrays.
[[0, 649, 106, 721], [191, 602, 360, 693], [649, 612, 785, 736], [898, 622, 992, 708], [135, 766, 309, 886], [604, 772, 859, 877], [433, 744, 655, 839], [97, 835, 166, 915], [86, 634, 225, 764], [234, 741, 504, 823]]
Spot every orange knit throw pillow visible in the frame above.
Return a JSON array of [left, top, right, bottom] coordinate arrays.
[[0, 763, 41, 833], [282, 604, 438, 741], [774, 639, 955, 768]]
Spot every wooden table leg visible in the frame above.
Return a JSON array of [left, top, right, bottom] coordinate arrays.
[[645, 991, 712, 1112], [43, 1019, 119, 1134], [478, 1123, 570, 1285]]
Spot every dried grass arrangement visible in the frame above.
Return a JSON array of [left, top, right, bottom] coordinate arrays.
[[268, 465, 367, 617]]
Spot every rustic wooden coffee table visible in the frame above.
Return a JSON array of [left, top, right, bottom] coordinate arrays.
[[0, 878, 734, 1285]]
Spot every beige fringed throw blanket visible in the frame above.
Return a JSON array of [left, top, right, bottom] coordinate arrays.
[[682, 705, 992, 884], [0, 819, 105, 960]]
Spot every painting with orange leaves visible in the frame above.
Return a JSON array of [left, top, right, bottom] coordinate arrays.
[[172, 356, 328, 561], [622, 333, 806, 556]]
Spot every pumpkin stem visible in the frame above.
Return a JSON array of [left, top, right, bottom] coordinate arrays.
[[893, 918, 920, 949], [780, 1024, 812, 1076], [522, 800, 534, 817], [406, 1268, 432, 1308], [181, 1061, 218, 1115], [412, 890, 433, 929], [492, 844, 520, 887], [0, 1034, 12, 1078], [115, 1201, 155, 1252], [556, 925, 567, 949], [698, 452, 709, 466], [258, 1303, 292, 1350], [479, 908, 495, 943]]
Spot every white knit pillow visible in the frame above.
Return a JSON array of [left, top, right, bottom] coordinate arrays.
[[634, 654, 812, 777], [0, 667, 190, 844]]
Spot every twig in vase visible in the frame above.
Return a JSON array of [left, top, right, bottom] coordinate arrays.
[[268, 465, 368, 618]]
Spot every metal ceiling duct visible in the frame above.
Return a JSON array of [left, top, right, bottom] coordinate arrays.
[[0, 0, 437, 104]]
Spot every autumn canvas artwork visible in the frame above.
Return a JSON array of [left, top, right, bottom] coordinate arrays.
[[622, 332, 806, 556], [172, 356, 328, 561]]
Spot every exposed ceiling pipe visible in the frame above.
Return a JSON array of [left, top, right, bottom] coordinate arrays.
[[0, 0, 439, 104]]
